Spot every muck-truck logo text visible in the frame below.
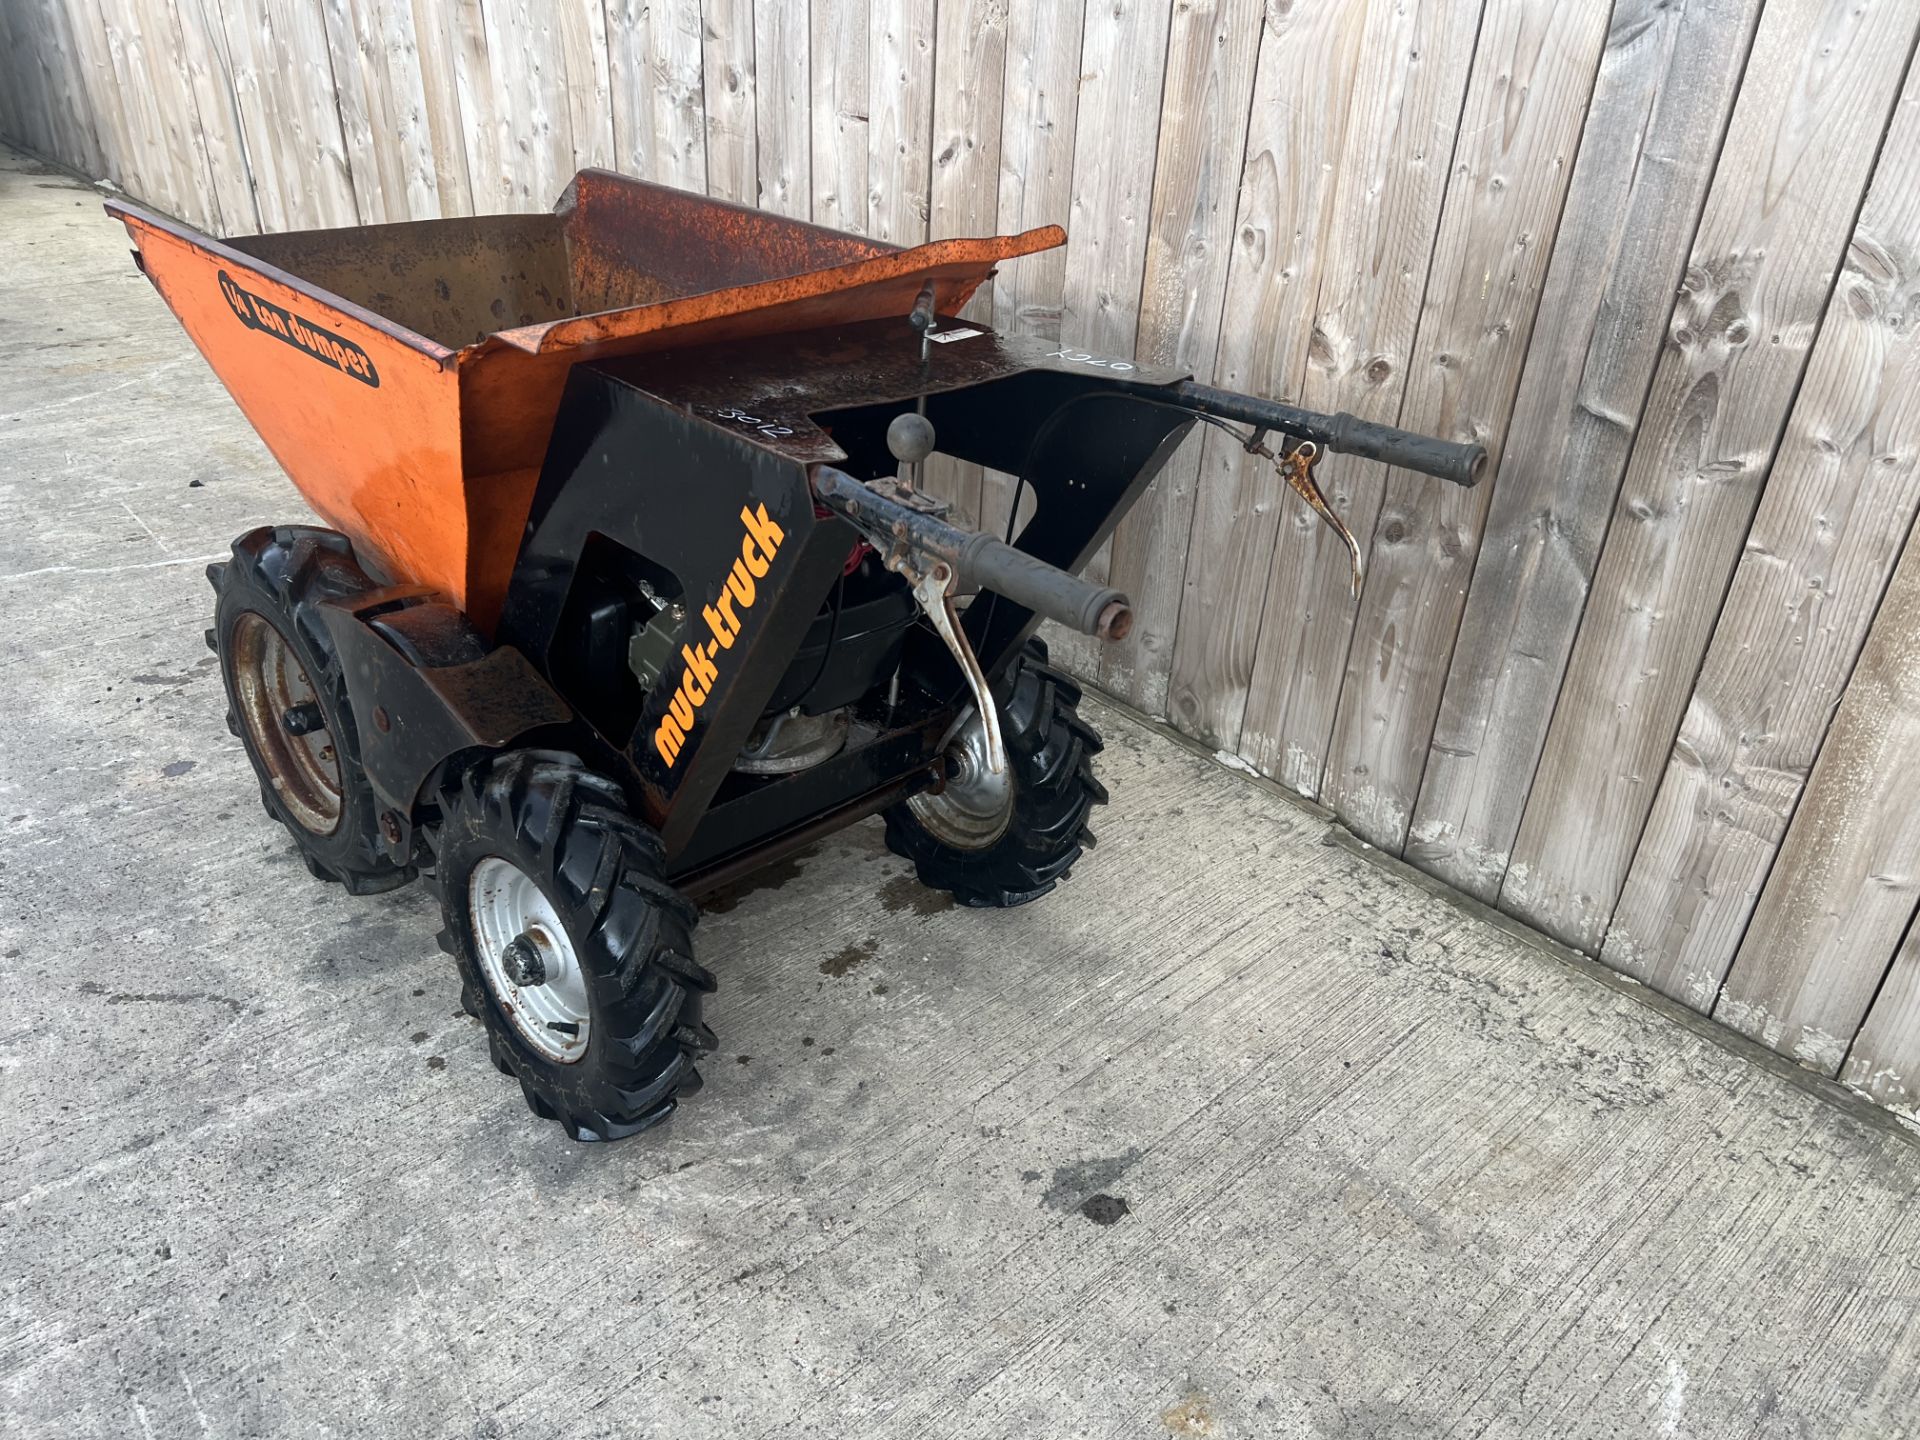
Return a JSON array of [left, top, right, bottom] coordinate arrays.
[[653, 503, 786, 768]]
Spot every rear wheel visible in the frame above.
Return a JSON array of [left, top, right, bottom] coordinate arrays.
[[209, 526, 413, 895], [884, 641, 1108, 907], [434, 751, 716, 1141]]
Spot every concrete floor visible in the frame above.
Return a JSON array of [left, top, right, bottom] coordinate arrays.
[[4, 144, 1919, 1440]]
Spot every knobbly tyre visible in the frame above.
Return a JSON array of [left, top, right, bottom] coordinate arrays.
[[111, 171, 1485, 1141]]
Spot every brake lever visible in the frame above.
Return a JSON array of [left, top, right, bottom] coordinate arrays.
[[1246, 434, 1362, 598]]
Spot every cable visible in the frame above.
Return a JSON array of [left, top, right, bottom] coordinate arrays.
[[973, 389, 1259, 659], [1000, 390, 1253, 544], [791, 567, 847, 712]]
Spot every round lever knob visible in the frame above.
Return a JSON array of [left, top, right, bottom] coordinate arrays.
[[887, 411, 937, 466]]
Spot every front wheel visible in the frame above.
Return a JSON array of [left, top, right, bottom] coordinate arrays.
[[433, 751, 716, 1142], [883, 641, 1108, 907]]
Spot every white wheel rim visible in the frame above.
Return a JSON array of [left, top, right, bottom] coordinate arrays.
[[908, 708, 1014, 850], [467, 857, 592, 1064]]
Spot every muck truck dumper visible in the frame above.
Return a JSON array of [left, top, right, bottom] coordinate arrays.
[[109, 172, 1484, 1141]]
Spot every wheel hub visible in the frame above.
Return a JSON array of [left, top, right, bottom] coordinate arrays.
[[467, 858, 591, 1064], [907, 708, 1014, 850], [501, 933, 547, 987], [228, 611, 343, 836]]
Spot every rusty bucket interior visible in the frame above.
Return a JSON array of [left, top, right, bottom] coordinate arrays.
[[227, 171, 906, 354]]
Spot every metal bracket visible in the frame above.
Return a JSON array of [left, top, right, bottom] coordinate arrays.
[[868, 474, 950, 521]]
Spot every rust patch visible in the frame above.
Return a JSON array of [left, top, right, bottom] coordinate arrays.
[[1160, 1393, 1215, 1436]]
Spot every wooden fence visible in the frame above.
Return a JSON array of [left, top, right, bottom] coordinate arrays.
[[4, 0, 1917, 1123]]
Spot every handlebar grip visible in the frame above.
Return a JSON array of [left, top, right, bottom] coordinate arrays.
[[1319, 411, 1487, 487], [1170, 381, 1488, 487], [811, 466, 1133, 640], [956, 532, 1131, 640]]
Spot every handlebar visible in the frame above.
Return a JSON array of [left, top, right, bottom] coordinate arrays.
[[1169, 381, 1487, 488], [811, 466, 1131, 640]]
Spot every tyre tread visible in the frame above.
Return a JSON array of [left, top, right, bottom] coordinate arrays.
[[883, 640, 1109, 909], [212, 526, 414, 896], [435, 752, 710, 1142]]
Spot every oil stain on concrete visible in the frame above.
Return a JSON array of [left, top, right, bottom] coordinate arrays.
[[1040, 1147, 1143, 1213], [879, 872, 954, 917], [820, 937, 876, 978]]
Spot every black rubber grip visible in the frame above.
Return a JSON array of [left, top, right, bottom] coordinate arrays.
[[1171, 381, 1488, 487], [956, 531, 1127, 637]]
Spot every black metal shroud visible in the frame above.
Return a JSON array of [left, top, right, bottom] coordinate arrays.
[[325, 317, 1199, 887]]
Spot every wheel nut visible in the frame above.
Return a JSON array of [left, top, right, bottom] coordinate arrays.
[[502, 933, 547, 987], [281, 701, 326, 735]]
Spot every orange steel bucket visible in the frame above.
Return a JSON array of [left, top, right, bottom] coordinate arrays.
[[110, 171, 1061, 630]]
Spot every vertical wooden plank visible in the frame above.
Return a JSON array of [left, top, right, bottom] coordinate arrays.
[[990, 0, 1080, 343], [1093, 0, 1263, 715], [1161, 0, 1386, 749], [928, 0, 1005, 255], [808, 0, 866, 231], [2, 0, 54, 156], [151, 0, 228, 227], [0, 2, 29, 153], [323, 0, 386, 221], [98, 0, 167, 209], [1712, 524, 1920, 1075], [212, 0, 293, 229], [176, 0, 267, 231], [445, 0, 503, 217], [1228, 0, 1483, 791], [753, 0, 808, 215], [216, 0, 359, 229], [1503, 0, 1920, 952], [919, 0, 1009, 530], [1603, 70, 1920, 1008], [703, 0, 757, 204], [407, 0, 474, 213], [269, 0, 361, 224], [1841, 920, 1920, 1120], [65, 0, 143, 196], [1407, 0, 1764, 901], [866, 0, 933, 243], [1044, 0, 1172, 680], [555, 0, 615, 172], [324, 0, 445, 224], [980, 0, 1084, 540], [605, 0, 707, 192], [87, 0, 218, 227], [473, 0, 573, 210], [1319, 0, 1613, 850], [27, 0, 110, 178]]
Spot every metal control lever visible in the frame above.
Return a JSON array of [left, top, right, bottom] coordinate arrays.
[[908, 560, 1006, 778]]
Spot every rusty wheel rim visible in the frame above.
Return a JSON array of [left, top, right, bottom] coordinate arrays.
[[230, 610, 343, 836]]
